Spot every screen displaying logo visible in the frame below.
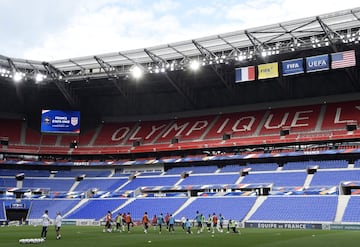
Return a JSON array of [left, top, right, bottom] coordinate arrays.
[[41, 110, 80, 134]]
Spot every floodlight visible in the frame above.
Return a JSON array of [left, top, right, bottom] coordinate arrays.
[[170, 63, 175, 71], [13, 72, 23, 82], [35, 73, 44, 82], [190, 60, 200, 71], [131, 66, 143, 79]]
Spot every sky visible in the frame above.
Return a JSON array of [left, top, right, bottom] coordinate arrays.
[[0, 0, 359, 61]]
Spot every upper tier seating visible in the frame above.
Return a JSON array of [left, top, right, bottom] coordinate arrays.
[[179, 174, 240, 186], [74, 178, 127, 192], [310, 170, 360, 186], [321, 100, 360, 130], [205, 110, 265, 139], [283, 160, 348, 170], [259, 104, 321, 135], [245, 163, 278, 171], [165, 165, 218, 175], [0, 169, 49, 177], [22, 178, 74, 192], [2, 99, 360, 155], [121, 176, 180, 191], [241, 171, 307, 187], [0, 178, 18, 188], [219, 164, 242, 173], [0, 119, 22, 144], [54, 170, 111, 178]]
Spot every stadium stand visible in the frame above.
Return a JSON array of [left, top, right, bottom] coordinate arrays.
[[178, 174, 240, 186], [2, 100, 360, 155], [66, 199, 127, 220], [178, 197, 257, 221], [26, 199, 81, 219], [0, 178, 17, 188], [121, 176, 180, 191], [341, 196, 360, 222], [22, 178, 74, 192], [248, 196, 338, 222], [74, 178, 127, 192], [1, 8, 360, 230], [112, 197, 188, 220], [245, 163, 278, 171], [219, 164, 242, 173], [310, 170, 360, 186], [241, 171, 307, 187]]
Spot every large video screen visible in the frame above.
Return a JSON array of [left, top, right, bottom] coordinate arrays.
[[41, 110, 80, 134]]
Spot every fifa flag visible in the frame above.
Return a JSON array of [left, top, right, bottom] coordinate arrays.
[[258, 62, 278, 79], [235, 66, 255, 83], [282, 58, 304, 76], [331, 50, 356, 69]]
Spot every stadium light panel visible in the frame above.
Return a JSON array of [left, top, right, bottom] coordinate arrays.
[[13, 72, 23, 82], [35, 73, 44, 82], [131, 66, 143, 79], [190, 60, 200, 71]]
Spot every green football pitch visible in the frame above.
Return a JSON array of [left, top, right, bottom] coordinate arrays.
[[2, 225, 360, 247]]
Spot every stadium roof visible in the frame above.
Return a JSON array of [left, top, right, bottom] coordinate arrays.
[[1, 7, 360, 81], [0, 7, 360, 119]]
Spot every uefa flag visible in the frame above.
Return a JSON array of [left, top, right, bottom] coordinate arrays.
[[235, 66, 255, 83], [331, 50, 356, 69], [258, 62, 278, 79]]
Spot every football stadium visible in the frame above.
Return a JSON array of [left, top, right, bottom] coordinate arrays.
[[2, 6, 360, 247]]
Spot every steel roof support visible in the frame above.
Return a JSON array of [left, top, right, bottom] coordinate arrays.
[[192, 40, 233, 91], [316, 16, 341, 51], [43, 62, 79, 107], [144, 49, 197, 106], [94, 56, 128, 97]]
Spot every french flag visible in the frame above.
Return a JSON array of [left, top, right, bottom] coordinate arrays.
[[235, 66, 255, 83]]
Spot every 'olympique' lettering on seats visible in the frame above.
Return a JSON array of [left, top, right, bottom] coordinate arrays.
[[262, 110, 315, 130], [106, 102, 360, 143], [333, 106, 360, 124], [215, 116, 256, 134], [159, 120, 209, 140], [111, 124, 167, 142]]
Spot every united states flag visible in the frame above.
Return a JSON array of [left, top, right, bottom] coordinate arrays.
[[331, 50, 356, 69]]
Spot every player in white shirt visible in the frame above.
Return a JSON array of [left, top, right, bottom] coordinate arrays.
[[41, 210, 51, 240], [55, 211, 62, 239]]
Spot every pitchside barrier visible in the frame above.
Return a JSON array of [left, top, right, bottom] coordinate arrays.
[[15, 219, 360, 231], [245, 222, 360, 230], [27, 219, 100, 226]]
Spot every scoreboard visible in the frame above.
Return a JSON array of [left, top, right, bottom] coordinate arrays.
[[41, 110, 80, 134]]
